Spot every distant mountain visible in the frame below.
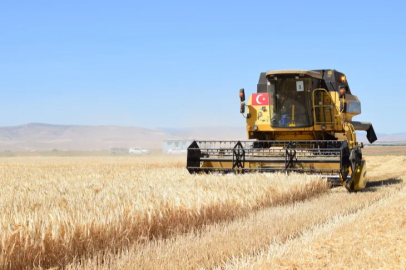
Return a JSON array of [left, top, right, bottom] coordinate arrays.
[[0, 123, 404, 151], [361, 132, 406, 137], [0, 123, 178, 151], [0, 123, 247, 152], [356, 131, 406, 144]]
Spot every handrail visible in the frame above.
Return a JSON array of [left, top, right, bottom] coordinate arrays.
[[312, 88, 341, 125]]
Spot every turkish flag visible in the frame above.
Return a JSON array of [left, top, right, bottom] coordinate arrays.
[[252, 93, 272, 105]]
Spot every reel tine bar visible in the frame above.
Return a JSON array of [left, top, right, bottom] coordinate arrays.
[[187, 140, 345, 175]]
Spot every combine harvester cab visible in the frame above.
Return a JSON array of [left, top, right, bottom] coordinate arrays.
[[187, 70, 377, 192]]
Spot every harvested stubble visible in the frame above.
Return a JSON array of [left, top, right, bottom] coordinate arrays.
[[216, 156, 406, 270], [223, 181, 406, 269], [0, 157, 328, 269]]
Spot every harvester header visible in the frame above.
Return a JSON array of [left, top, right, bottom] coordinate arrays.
[[187, 69, 377, 192]]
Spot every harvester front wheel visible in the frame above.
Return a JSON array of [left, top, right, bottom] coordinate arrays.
[[345, 159, 367, 192], [344, 147, 367, 192]]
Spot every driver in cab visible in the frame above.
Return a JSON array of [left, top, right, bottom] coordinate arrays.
[[280, 90, 304, 114], [279, 89, 307, 125]]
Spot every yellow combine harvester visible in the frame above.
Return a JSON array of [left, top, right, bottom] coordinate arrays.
[[186, 70, 377, 192]]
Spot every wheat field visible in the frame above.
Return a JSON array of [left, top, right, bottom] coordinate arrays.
[[0, 152, 405, 269], [0, 156, 327, 269]]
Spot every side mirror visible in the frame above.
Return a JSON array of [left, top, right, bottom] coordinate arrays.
[[239, 88, 245, 102], [240, 102, 245, 114]]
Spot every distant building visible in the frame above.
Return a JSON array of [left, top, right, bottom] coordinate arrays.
[[162, 139, 194, 154]]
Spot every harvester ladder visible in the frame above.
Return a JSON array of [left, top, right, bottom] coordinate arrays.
[[312, 88, 341, 127]]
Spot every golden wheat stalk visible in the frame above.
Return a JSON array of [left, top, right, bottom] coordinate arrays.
[[0, 157, 328, 269]]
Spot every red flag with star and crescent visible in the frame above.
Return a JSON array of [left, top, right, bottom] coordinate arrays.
[[252, 93, 272, 106]]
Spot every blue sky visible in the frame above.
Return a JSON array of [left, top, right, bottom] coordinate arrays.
[[1, 0, 405, 134]]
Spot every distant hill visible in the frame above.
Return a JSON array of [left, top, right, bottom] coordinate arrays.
[[356, 131, 406, 145], [0, 123, 247, 152], [0, 123, 178, 151], [0, 123, 404, 151]]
